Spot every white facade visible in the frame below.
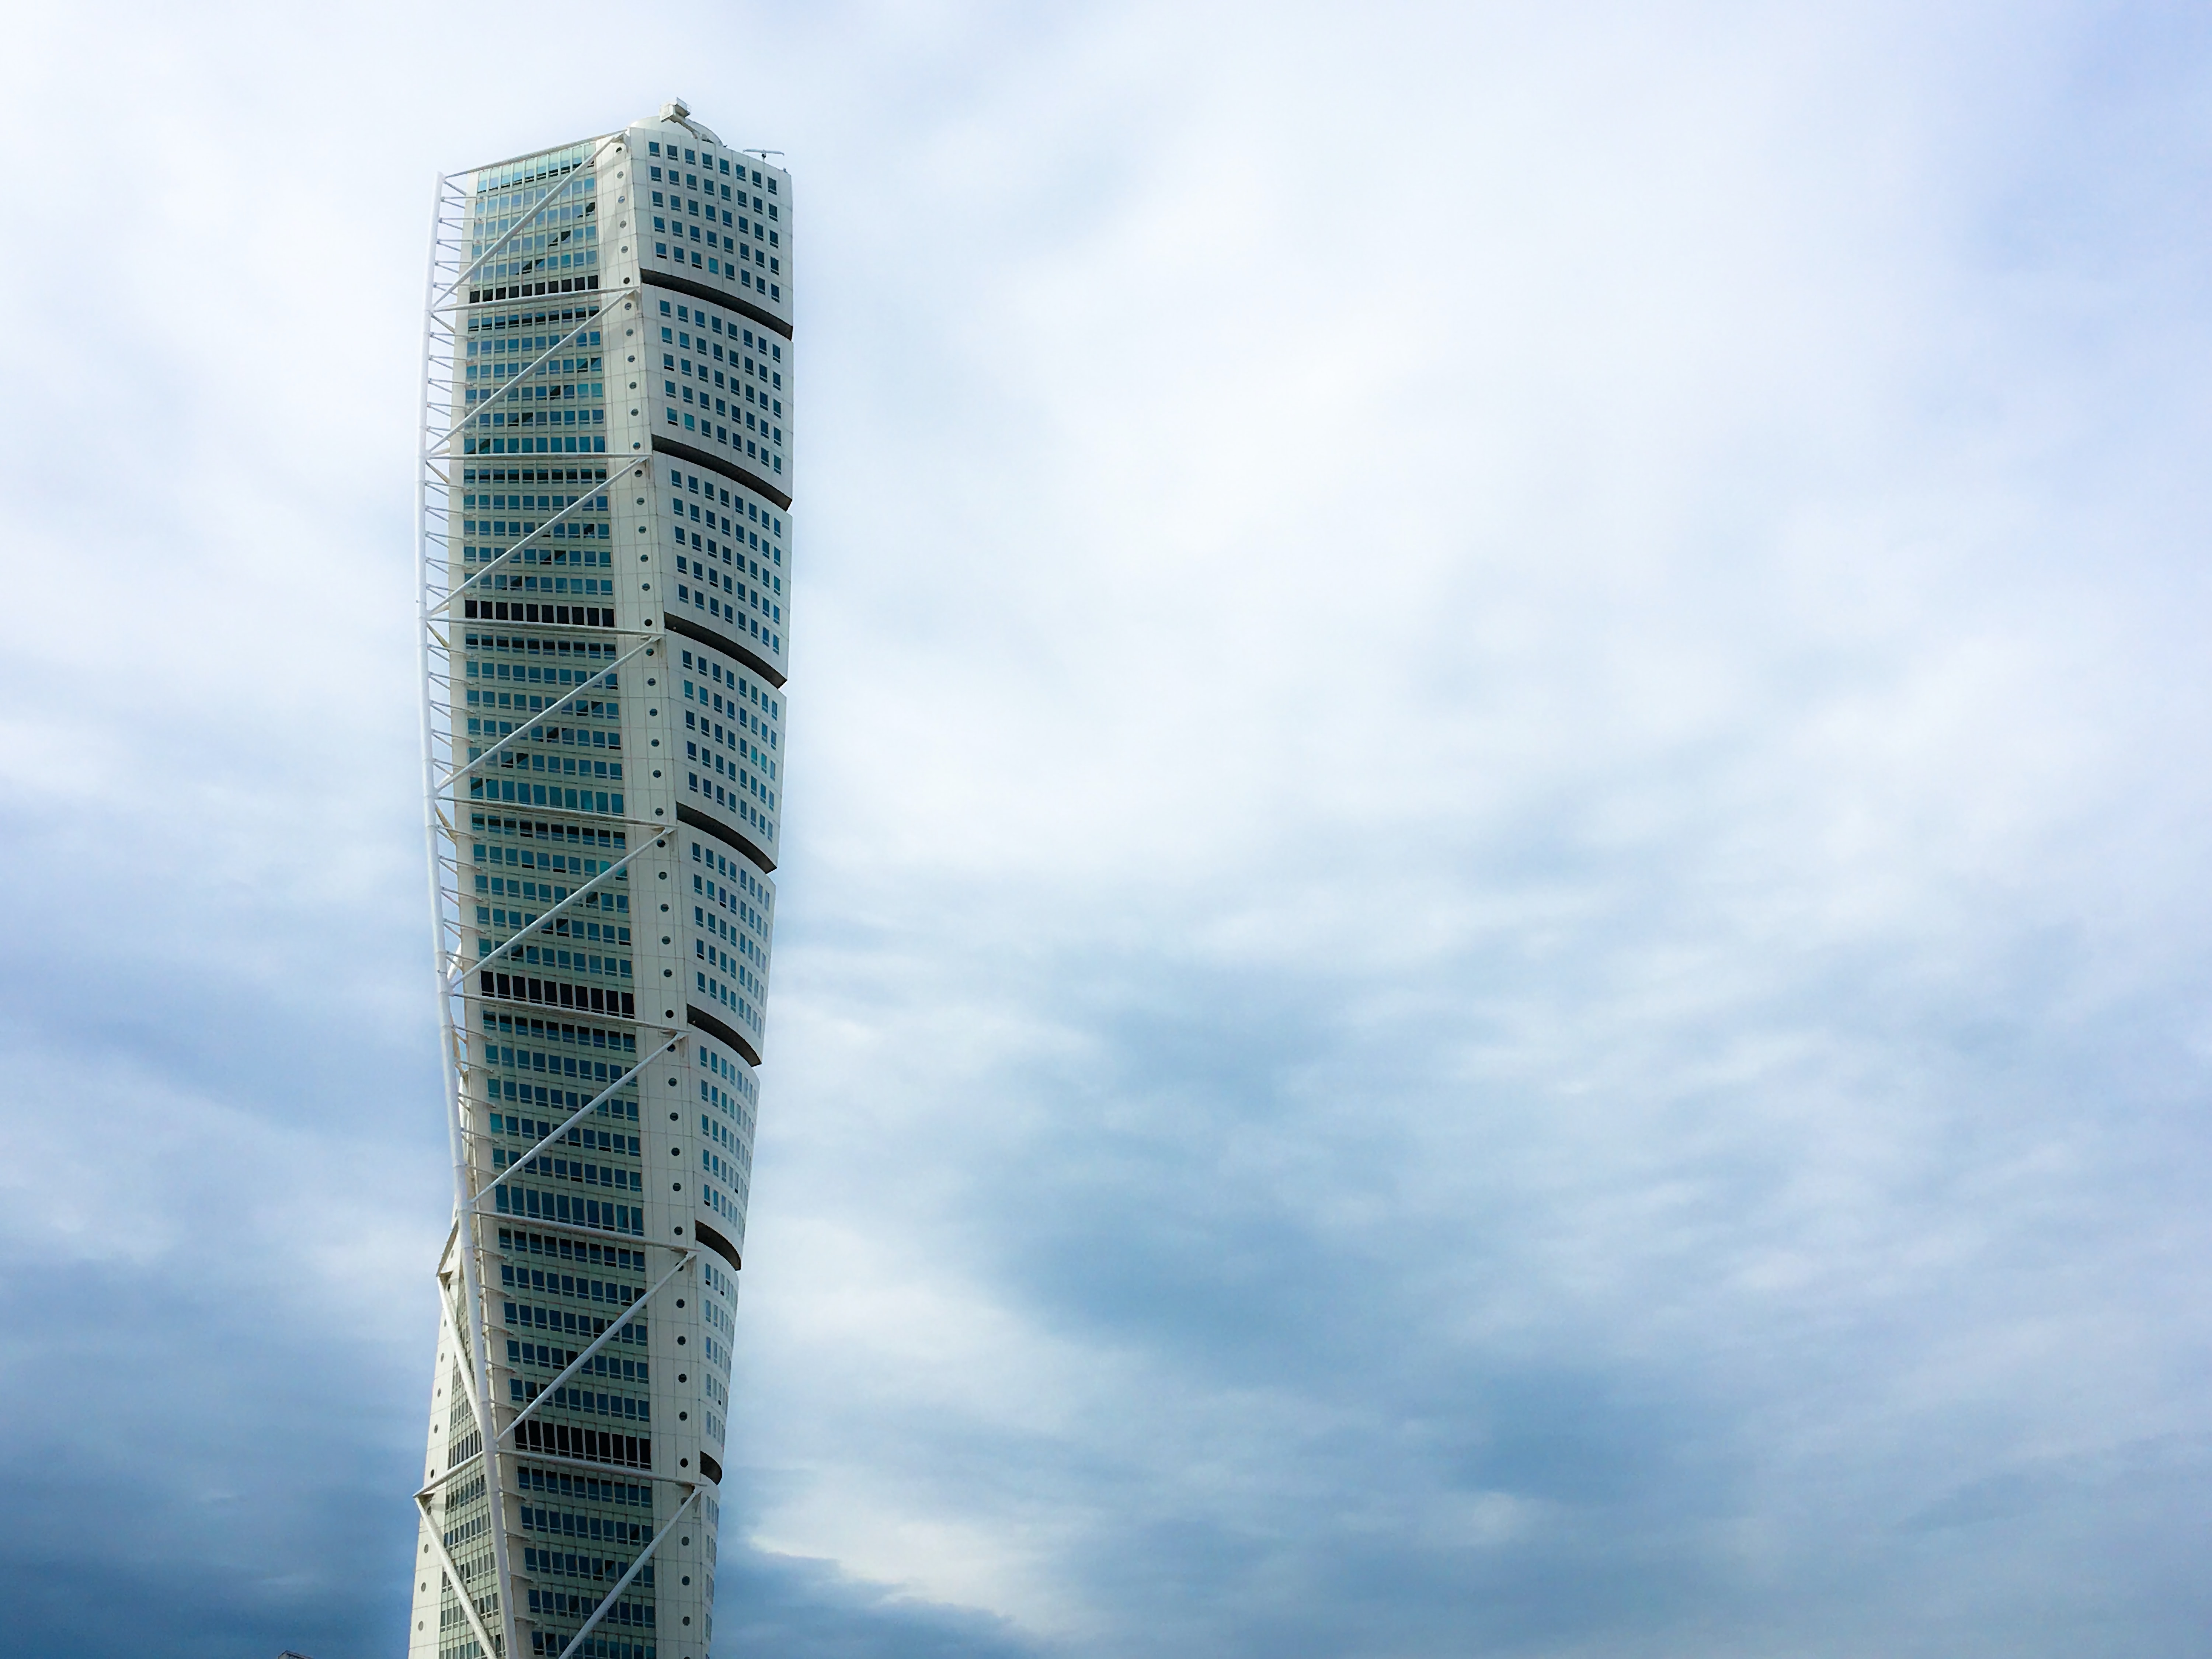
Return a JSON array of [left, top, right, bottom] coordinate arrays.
[[407, 102, 793, 1659]]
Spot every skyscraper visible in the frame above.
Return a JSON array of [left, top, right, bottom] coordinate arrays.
[[408, 101, 792, 1659]]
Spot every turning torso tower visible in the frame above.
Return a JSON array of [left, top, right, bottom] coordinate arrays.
[[407, 100, 793, 1659]]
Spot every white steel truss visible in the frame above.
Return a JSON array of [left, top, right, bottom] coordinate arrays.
[[417, 111, 789, 1659], [501, 1251, 696, 1442], [417, 134, 693, 1659], [556, 1488, 700, 1659]]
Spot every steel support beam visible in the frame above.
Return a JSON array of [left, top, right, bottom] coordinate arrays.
[[502, 1250, 695, 1440], [556, 1488, 700, 1659], [471, 1032, 686, 1202]]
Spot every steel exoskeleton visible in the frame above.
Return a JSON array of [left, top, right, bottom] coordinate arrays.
[[417, 134, 698, 1659]]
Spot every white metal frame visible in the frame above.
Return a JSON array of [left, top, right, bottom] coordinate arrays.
[[419, 129, 699, 1659]]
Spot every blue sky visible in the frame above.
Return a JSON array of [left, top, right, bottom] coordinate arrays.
[[3, 2, 2210, 1654]]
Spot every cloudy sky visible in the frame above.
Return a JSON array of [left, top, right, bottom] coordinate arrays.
[[3, 1, 2210, 1654]]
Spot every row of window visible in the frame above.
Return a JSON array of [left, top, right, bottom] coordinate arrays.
[[462, 461, 610, 486], [703, 1274, 739, 1327], [475, 164, 595, 231], [512, 1347, 648, 1397], [498, 1251, 646, 1300], [474, 205, 595, 251], [694, 911, 766, 994], [523, 1501, 654, 1544], [491, 1114, 634, 1161], [652, 191, 776, 250], [465, 498, 609, 523], [487, 1076, 639, 1114], [482, 1039, 636, 1088], [498, 1139, 641, 1180], [478, 968, 637, 1019], [480, 911, 630, 956], [442, 1468, 487, 1517], [509, 1416, 648, 1472], [526, 1629, 654, 1657], [462, 518, 611, 549], [702, 1170, 746, 1231], [523, 1555, 652, 1613], [683, 652, 779, 722], [470, 382, 604, 411], [673, 549, 785, 657], [456, 597, 615, 628], [463, 558, 610, 586], [468, 734, 622, 780], [480, 1009, 640, 1055], [650, 212, 776, 271], [700, 1109, 750, 1165], [476, 140, 594, 199], [473, 812, 630, 852], [472, 740, 625, 790], [526, 1585, 654, 1634], [645, 139, 780, 195], [465, 632, 626, 671], [684, 699, 775, 767], [686, 766, 776, 848], [694, 865, 770, 940], [696, 963, 760, 1032], [700, 1256, 738, 1303], [694, 930, 765, 1004], [667, 463, 783, 543], [515, 1463, 652, 1510], [470, 416, 608, 446], [471, 842, 622, 896], [697, 842, 775, 927], [656, 296, 789, 465], [697, 1043, 754, 1098], [702, 1142, 751, 1196], [665, 408, 787, 474], [672, 512, 780, 585], [507, 1321, 649, 1373], [483, 239, 596, 286], [655, 237, 780, 303], [511, 1336, 648, 1383], [498, 1227, 643, 1269], [477, 837, 627, 879], [473, 584, 614, 620], [482, 1089, 630, 1146], [442, 1507, 490, 1552], [526, 1381, 650, 1424], [667, 390, 779, 448], [469, 355, 601, 386], [493, 1180, 647, 1238], [467, 302, 601, 345], [661, 324, 781, 386], [467, 716, 621, 751], [649, 174, 778, 230], [470, 325, 604, 358], [674, 554, 780, 634], [469, 776, 626, 818], [480, 932, 633, 984]]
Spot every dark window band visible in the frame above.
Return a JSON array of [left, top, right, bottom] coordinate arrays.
[[642, 267, 792, 341], [688, 1001, 762, 1069], [664, 612, 785, 689], [651, 435, 791, 512], [692, 1222, 742, 1279], [677, 804, 775, 876]]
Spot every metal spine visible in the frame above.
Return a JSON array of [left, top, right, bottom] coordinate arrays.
[[414, 118, 786, 1659]]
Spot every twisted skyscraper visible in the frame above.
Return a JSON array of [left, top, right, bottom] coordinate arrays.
[[408, 101, 792, 1659]]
